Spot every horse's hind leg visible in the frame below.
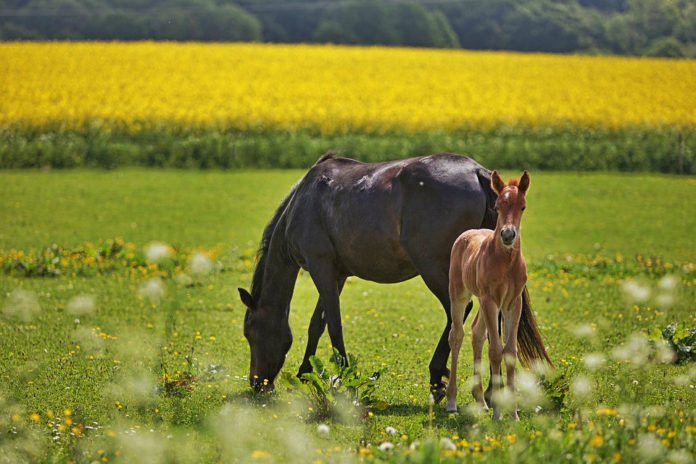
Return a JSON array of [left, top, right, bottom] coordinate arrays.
[[413, 265, 460, 403], [298, 276, 347, 377]]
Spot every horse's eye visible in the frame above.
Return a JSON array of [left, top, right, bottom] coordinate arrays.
[[521, 206, 526, 211]]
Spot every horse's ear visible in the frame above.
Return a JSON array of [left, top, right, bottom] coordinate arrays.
[[519, 170, 530, 194], [238, 288, 254, 309], [491, 170, 505, 195]]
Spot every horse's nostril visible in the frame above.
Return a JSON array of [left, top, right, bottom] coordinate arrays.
[[501, 228, 516, 243]]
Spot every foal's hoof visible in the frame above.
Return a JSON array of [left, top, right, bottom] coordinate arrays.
[[429, 381, 448, 404]]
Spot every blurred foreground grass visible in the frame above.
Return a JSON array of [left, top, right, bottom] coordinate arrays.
[[1, 169, 696, 462]]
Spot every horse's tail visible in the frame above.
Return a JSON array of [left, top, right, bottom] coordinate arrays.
[[517, 287, 553, 369]]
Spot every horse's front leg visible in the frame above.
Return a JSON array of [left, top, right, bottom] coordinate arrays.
[[470, 311, 488, 411], [502, 295, 523, 421], [480, 296, 503, 420], [307, 261, 347, 363], [446, 295, 471, 413], [298, 276, 347, 377], [483, 311, 503, 406]]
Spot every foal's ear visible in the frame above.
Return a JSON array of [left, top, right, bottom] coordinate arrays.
[[238, 288, 254, 309], [491, 170, 505, 195], [518, 170, 530, 194]]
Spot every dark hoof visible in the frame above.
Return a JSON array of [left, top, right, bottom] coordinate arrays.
[[430, 380, 448, 404], [297, 363, 312, 379], [484, 382, 498, 405]]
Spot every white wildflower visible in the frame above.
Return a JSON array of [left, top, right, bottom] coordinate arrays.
[[145, 242, 172, 262], [611, 333, 649, 366], [2, 288, 41, 321], [571, 375, 592, 400], [621, 280, 650, 302], [190, 253, 213, 275], [658, 275, 678, 291], [138, 278, 166, 304], [440, 438, 457, 451], [66, 294, 96, 315], [583, 353, 606, 371], [316, 424, 329, 434], [378, 442, 394, 452]]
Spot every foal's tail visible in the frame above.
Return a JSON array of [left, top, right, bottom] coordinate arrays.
[[517, 287, 554, 369]]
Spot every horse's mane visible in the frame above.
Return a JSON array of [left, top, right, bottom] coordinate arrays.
[[249, 153, 334, 303], [250, 183, 299, 304]]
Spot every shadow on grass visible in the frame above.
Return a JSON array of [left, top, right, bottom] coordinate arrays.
[[372, 401, 483, 429], [223, 389, 281, 407]]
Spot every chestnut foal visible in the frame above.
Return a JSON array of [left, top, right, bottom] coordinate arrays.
[[446, 170, 530, 420]]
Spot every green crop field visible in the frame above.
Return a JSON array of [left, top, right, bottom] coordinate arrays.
[[1, 169, 696, 463]]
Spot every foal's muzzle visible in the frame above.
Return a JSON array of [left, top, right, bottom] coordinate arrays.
[[501, 227, 516, 246]]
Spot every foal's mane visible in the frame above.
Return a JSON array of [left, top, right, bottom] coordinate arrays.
[[250, 184, 299, 304]]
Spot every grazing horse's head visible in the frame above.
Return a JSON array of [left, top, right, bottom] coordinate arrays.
[[238, 288, 293, 392], [490, 170, 530, 247]]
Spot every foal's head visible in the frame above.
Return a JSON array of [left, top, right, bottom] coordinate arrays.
[[491, 170, 530, 248]]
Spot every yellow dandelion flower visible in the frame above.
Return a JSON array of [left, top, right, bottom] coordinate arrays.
[[251, 449, 271, 459], [589, 434, 604, 447]]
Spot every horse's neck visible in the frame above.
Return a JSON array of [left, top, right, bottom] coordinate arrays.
[[257, 241, 300, 313], [489, 232, 522, 265]]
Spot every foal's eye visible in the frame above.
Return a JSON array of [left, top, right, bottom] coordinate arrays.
[[521, 206, 526, 211]]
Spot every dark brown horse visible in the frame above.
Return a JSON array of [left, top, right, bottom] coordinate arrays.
[[238, 152, 550, 400]]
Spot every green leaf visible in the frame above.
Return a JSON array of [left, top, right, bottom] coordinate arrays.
[[674, 327, 691, 342], [647, 327, 663, 341], [309, 356, 326, 378], [281, 371, 301, 389]]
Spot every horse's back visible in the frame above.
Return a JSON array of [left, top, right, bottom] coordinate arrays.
[[285, 153, 494, 282], [396, 154, 493, 261]]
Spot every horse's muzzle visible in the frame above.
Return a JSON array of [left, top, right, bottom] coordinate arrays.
[[251, 377, 275, 393], [501, 227, 516, 246]]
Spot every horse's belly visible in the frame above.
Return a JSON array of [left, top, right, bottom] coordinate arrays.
[[335, 236, 417, 283]]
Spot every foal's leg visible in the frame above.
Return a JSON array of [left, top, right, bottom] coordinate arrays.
[[483, 311, 503, 406], [298, 276, 347, 376], [470, 310, 489, 411], [480, 296, 504, 420], [502, 295, 523, 421], [445, 292, 471, 413]]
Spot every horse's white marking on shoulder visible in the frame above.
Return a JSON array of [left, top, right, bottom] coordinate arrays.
[[356, 175, 370, 190]]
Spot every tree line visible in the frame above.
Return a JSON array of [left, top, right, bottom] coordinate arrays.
[[1, 0, 695, 57]]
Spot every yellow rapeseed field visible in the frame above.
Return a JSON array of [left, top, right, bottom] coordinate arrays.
[[1, 42, 695, 132]]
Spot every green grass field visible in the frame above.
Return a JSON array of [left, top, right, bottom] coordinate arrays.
[[1, 169, 696, 463]]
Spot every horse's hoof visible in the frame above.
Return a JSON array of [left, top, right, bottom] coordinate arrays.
[[430, 382, 447, 404], [446, 406, 458, 414]]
